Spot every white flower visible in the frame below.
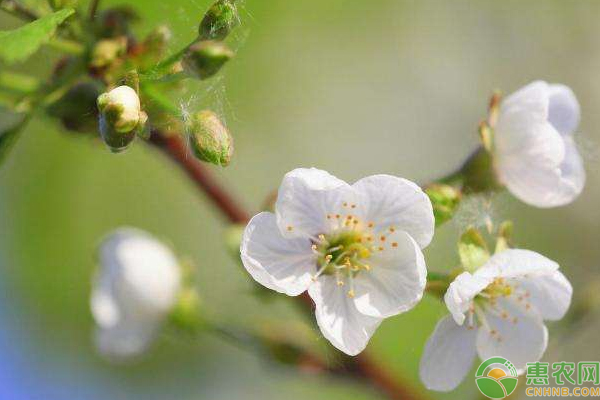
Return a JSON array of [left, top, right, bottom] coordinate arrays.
[[240, 168, 434, 355], [91, 228, 182, 360], [493, 80, 585, 208], [419, 249, 572, 392]]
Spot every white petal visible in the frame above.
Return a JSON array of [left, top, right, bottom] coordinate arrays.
[[500, 81, 549, 118], [476, 299, 548, 371], [420, 315, 478, 392], [95, 316, 160, 361], [91, 280, 120, 328], [241, 212, 315, 296], [475, 249, 559, 281], [352, 175, 434, 248], [275, 168, 353, 238], [94, 228, 181, 320], [495, 81, 585, 207], [444, 272, 492, 325], [555, 136, 586, 204], [308, 275, 382, 355], [91, 228, 182, 359], [495, 115, 566, 207], [353, 231, 426, 318], [517, 270, 572, 321], [548, 84, 580, 136]]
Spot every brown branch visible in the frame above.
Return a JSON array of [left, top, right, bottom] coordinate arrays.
[[149, 131, 250, 224], [148, 130, 428, 400]]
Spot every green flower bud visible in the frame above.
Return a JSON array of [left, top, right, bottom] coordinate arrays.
[[89, 37, 127, 69], [182, 41, 234, 80], [425, 184, 462, 227], [97, 85, 147, 152], [47, 81, 102, 133], [224, 223, 245, 258], [200, 0, 239, 40], [186, 110, 233, 166], [458, 227, 490, 272], [169, 287, 202, 333]]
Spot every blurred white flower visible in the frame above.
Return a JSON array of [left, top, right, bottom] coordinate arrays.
[[91, 228, 182, 360], [494, 80, 585, 207], [419, 249, 572, 391], [241, 168, 434, 355]]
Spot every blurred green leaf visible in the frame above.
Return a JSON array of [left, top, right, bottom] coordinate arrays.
[[0, 8, 75, 63]]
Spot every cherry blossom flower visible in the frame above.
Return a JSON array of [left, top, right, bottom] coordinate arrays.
[[241, 168, 434, 355], [494, 81, 585, 207], [419, 249, 572, 391], [91, 228, 182, 360]]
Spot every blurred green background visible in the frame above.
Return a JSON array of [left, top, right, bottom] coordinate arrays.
[[1, 1, 599, 399]]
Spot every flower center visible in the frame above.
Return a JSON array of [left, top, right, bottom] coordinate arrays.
[[304, 203, 400, 298], [481, 277, 513, 298], [465, 278, 534, 343]]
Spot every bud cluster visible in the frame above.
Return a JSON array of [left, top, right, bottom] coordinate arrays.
[[182, 0, 239, 79]]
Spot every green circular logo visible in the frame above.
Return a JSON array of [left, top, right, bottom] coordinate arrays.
[[475, 357, 519, 399]]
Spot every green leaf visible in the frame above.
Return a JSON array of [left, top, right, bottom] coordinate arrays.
[[0, 8, 75, 64], [458, 227, 490, 272]]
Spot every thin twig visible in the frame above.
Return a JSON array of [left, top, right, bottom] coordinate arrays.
[[148, 130, 428, 400], [88, 0, 100, 20], [0, 0, 38, 21]]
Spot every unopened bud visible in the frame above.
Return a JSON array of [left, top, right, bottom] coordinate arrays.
[[90, 37, 127, 69], [182, 41, 233, 79], [200, 0, 239, 40], [425, 184, 462, 227], [186, 110, 233, 166], [97, 86, 147, 152]]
